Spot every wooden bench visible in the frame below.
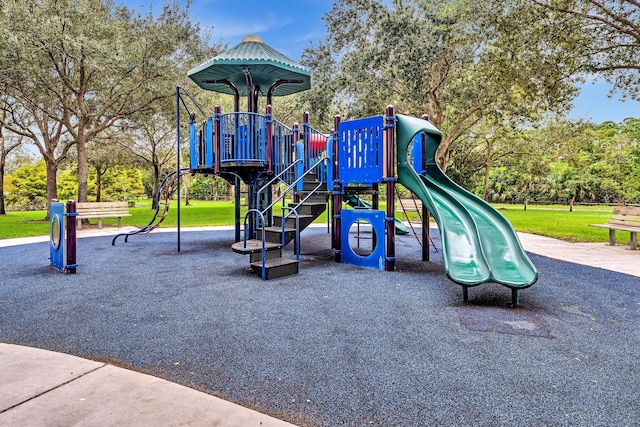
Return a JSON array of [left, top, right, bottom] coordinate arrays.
[[590, 206, 640, 250], [397, 198, 423, 213], [75, 202, 132, 230]]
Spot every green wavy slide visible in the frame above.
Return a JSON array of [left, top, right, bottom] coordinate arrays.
[[396, 114, 538, 289]]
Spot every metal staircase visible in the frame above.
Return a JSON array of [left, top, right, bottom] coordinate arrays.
[[231, 171, 329, 280]]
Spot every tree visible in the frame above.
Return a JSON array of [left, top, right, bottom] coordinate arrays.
[[6, 161, 48, 210], [303, 0, 580, 170], [0, 0, 211, 204], [528, 0, 640, 100], [121, 110, 180, 210], [87, 132, 130, 202], [0, 96, 75, 215], [0, 110, 23, 215]]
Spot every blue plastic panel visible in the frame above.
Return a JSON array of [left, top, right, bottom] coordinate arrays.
[[341, 209, 386, 270], [338, 116, 384, 184], [49, 202, 65, 271], [411, 134, 423, 174], [204, 117, 214, 168], [189, 121, 198, 169]]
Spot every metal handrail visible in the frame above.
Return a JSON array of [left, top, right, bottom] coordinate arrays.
[[243, 155, 329, 279], [260, 155, 328, 217], [255, 158, 304, 213], [280, 207, 300, 259], [283, 156, 329, 221], [243, 208, 268, 280]]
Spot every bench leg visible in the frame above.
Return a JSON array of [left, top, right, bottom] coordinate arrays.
[[608, 229, 616, 246], [77, 218, 82, 230], [98, 218, 102, 229], [118, 217, 122, 228], [631, 232, 637, 250]]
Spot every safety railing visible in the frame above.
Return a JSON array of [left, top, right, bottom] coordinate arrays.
[[243, 156, 328, 269], [272, 119, 297, 182], [219, 112, 267, 164], [302, 114, 330, 184]]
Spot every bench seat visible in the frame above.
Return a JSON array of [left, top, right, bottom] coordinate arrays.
[[75, 202, 132, 229], [590, 206, 640, 250]]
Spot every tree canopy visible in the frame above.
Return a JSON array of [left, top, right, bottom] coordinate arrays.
[[0, 0, 215, 206], [302, 0, 582, 168]]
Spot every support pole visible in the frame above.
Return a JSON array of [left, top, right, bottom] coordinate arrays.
[[303, 111, 310, 169], [332, 115, 342, 262], [292, 123, 300, 203], [175, 87, 182, 253], [421, 114, 430, 262], [65, 200, 77, 274], [266, 104, 273, 174], [234, 177, 241, 243], [384, 106, 396, 271], [214, 105, 221, 174]]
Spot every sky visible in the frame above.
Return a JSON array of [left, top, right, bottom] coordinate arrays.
[[121, 0, 638, 124]]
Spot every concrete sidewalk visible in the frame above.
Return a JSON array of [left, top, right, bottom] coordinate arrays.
[[0, 343, 295, 427], [0, 227, 637, 426]]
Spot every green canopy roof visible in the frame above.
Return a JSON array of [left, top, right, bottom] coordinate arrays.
[[187, 35, 311, 97]]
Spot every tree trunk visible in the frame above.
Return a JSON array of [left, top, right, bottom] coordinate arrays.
[[151, 164, 160, 210], [183, 174, 191, 207], [523, 198, 528, 211], [569, 195, 575, 212], [95, 166, 102, 202], [77, 139, 89, 202], [42, 157, 60, 220], [483, 138, 493, 201], [0, 163, 6, 215]]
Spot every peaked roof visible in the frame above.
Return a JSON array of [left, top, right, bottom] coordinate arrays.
[[187, 35, 311, 97]]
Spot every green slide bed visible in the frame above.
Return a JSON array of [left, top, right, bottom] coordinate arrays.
[[396, 114, 537, 290]]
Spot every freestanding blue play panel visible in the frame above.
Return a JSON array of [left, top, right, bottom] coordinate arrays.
[[49, 200, 77, 274]]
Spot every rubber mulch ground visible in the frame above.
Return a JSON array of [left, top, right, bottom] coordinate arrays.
[[0, 227, 638, 426]]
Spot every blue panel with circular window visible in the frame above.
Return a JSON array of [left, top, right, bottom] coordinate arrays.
[[341, 209, 386, 270], [49, 202, 65, 271]]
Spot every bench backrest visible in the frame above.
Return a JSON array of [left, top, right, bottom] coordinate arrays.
[[76, 202, 129, 213], [609, 206, 640, 228], [398, 198, 423, 212]]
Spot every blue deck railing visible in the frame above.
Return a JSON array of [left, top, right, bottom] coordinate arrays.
[[219, 113, 267, 164], [189, 109, 329, 186]]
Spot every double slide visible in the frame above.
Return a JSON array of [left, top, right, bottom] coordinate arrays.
[[396, 115, 537, 290]]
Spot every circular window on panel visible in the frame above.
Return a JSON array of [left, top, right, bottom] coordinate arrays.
[[50, 214, 61, 249], [348, 219, 377, 257]]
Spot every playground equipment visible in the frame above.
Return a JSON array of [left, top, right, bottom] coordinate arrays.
[[49, 200, 77, 274], [396, 114, 538, 303], [112, 168, 190, 245], [117, 35, 536, 303]]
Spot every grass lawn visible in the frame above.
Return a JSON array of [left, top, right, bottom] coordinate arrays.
[[0, 200, 622, 245]]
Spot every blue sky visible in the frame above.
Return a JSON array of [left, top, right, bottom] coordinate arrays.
[[121, 0, 637, 124]]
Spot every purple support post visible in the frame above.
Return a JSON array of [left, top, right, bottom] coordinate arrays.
[[385, 106, 396, 271], [292, 123, 300, 203], [332, 115, 342, 262], [421, 114, 430, 262], [303, 111, 310, 169], [66, 200, 77, 274], [266, 104, 273, 174], [214, 105, 221, 174]]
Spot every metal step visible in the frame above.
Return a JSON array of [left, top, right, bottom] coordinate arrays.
[[250, 258, 300, 280], [288, 202, 326, 217], [231, 239, 282, 255], [295, 191, 330, 204], [273, 214, 315, 229], [257, 227, 297, 244], [301, 180, 327, 191]]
